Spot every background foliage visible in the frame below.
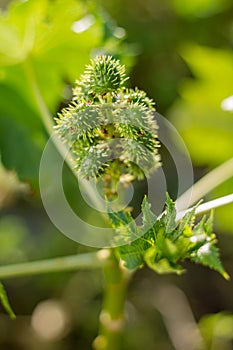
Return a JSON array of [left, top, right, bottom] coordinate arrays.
[[0, 0, 232, 349]]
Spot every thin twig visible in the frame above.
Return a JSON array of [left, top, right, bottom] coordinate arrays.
[[0, 251, 110, 279], [176, 193, 233, 221]]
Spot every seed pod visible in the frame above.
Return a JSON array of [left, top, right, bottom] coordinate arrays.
[[55, 56, 161, 197]]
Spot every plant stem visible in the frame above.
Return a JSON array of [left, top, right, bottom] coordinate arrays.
[[195, 193, 233, 215], [176, 193, 233, 221], [21, 60, 134, 350], [0, 251, 110, 279], [93, 252, 132, 350], [176, 157, 233, 211]]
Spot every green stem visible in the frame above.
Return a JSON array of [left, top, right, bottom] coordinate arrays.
[[176, 193, 233, 221], [195, 193, 233, 215], [0, 251, 110, 279], [93, 252, 132, 350], [19, 61, 131, 350], [176, 157, 233, 211]]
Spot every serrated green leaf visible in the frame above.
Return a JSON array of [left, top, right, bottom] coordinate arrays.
[[0, 282, 16, 319], [116, 241, 145, 270], [112, 195, 228, 279], [115, 230, 153, 269], [141, 196, 157, 231], [108, 209, 132, 228], [162, 193, 177, 233], [108, 208, 141, 246], [111, 201, 154, 269], [190, 243, 229, 280]]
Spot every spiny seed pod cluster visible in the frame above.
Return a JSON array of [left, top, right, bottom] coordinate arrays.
[[55, 55, 161, 197]]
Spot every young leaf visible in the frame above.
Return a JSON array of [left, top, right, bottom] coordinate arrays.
[[162, 193, 177, 234], [173, 205, 197, 240], [144, 246, 184, 275]]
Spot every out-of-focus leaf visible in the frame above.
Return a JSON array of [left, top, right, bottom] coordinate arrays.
[[169, 45, 233, 233], [0, 82, 42, 132], [0, 283, 16, 319], [0, 216, 29, 263], [169, 45, 233, 166], [171, 0, 231, 18], [0, 80, 45, 186], [199, 312, 233, 348], [211, 178, 233, 233], [0, 0, 120, 111], [0, 0, 129, 187], [0, 0, 100, 109], [0, 114, 42, 185], [0, 162, 29, 208]]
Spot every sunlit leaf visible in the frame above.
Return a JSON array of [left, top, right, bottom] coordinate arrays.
[[0, 0, 127, 186], [112, 196, 229, 277]]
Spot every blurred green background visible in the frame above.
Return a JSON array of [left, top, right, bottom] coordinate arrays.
[[0, 0, 233, 349]]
